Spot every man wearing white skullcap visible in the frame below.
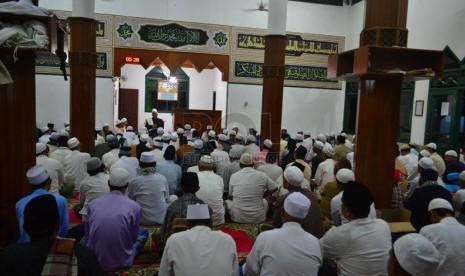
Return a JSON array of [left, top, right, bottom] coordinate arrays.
[[312, 146, 336, 198], [425, 142, 446, 176], [311, 141, 325, 178], [222, 146, 243, 193], [273, 167, 325, 238], [330, 169, 377, 226], [63, 137, 91, 192], [443, 149, 465, 183], [50, 132, 71, 164], [86, 168, 145, 272], [151, 137, 165, 164], [159, 204, 239, 276], [245, 192, 322, 276], [333, 135, 353, 161], [102, 135, 121, 173], [321, 181, 392, 276], [180, 139, 203, 173], [419, 198, 465, 275], [388, 233, 440, 276], [195, 155, 225, 225], [398, 144, 419, 183], [15, 165, 69, 243], [244, 134, 260, 155], [128, 152, 170, 225], [36, 143, 64, 194], [78, 157, 109, 221], [122, 125, 137, 145], [226, 153, 278, 223], [114, 119, 124, 134], [210, 138, 231, 178], [38, 125, 51, 144], [145, 108, 164, 131], [404, 157, 446, 202]]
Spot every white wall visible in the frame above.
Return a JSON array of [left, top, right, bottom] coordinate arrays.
[[120, 65, 227, 133], [36, 75, 114, 130]]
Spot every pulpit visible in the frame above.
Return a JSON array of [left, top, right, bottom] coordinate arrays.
[[172, 109, 222, 134]]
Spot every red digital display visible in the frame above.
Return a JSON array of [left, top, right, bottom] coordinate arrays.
[[125, 56, 140, 63]]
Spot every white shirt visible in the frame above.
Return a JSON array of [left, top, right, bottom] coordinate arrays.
[[244, 144, 260, 156], [420, 217, 465, 276], [63, 150, 91, 191], [320, 218, 392, 276], [431, 152, 446, 176], [36, 155, 64, 194], [102, 148, 120, 173], [228, 167, 277, 223], [50, 146, 71, 164], [314, 158, 335, 197], [111, 156, 139, 181], [196, 170, 225, 225], [397, 153, 418, 182], [79, 172, 110, 220], [187, 166, 199, 173], [151, 148, 165, 164], [38, 134, 50, 144], [210, 149, 231, 177], [256, 163, 283, 182], [330, 191, 377, 226], [245, 222, 322, 276], [122, 131, 137, 145], [95, 134, 104, 146], [128, 172, 169, 225], [159, 226, 238, 276]]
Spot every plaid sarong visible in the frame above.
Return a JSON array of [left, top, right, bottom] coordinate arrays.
[[41, 237, 78, 276]]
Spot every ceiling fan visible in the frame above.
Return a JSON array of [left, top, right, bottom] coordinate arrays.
[[241, 0, 269, 12]]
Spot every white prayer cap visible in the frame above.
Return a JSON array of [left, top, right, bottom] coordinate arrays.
[[222, 129, 228, 135], [240, 153, 254, 165], [236, 133, 244, 141], [317, 133, 327, 142], [428, 198, 453, 212], [139, 127, 148, 134], [109, 168, 130, 187], [139, 133, 149, 142], [323, 146, 335, 158], [68, 137, 80, 149], [126, 126, 133, 131], [418, 157, 435, 170], [284, 192, 311, 219], [153, 137, 164, 147], [218, 134, 228, 142], [115, 119, 121, 125], [247, 134, 256, 142], [103, 123, 109, 127], [340, 132, 347, 137], [95, 126, 102, 131], [176, 128, 184, 134], [336, 168, 355, 184], [419, 149, 431, 158], [284, 166, 304, 187], [64, 121, 70, 127], [426, 142, 437, 150], [400, 144, 410, 151], [304, 131, 311, 136], [152, 108, 158, 113], [41, 126, 49, 133], [86, 157, 102, 171], [393, 233, 440, 276], [208, 130, 216, 138], [50, 132, 60, 140], [206, 125, 213, 130], [229, 130, 237, 136], [314, 141, 325, 150], [157, 127, 164, 135], [460, 171, 465, 181], [186, 204, 210, 220], [199, 155, 214, 167], [263, 139, 272, 148], [184, 124, 192, 130], [140, 152, 155, 163], [36, 143, 47, 155], [121, 118, 127, 123], [229, 146, 243, 158], [194, 139, 204, 150], [27, 165, 49, 185], [329, 132, 336, 137], [162, 133, 171, 141], [445, 150, 458, 158], [171, 132, 178, 140], [65, 126, 70, 132], [294, 134, 303, 141], [59, 129, 69, 137]]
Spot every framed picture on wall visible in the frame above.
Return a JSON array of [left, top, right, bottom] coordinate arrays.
[[415, 100, 424, 116]]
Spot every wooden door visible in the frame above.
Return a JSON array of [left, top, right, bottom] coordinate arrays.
[[119, 89, 139, 129]]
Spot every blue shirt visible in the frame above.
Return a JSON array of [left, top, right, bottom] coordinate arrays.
[[156, 160, 182, 195], [15, 189, 69, 243]]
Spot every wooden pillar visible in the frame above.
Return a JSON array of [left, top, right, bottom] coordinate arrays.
[[355, 76, 402, 208], [260, 35, 286, 153], [0, 51, 36, 242], [69, 17, 96, 153]]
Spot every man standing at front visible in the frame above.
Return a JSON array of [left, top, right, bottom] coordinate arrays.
[[226, 153, 278, 223], [85, 168, 142, 272], [245, 192, 322, 276], [320, 181, 391, 276]]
